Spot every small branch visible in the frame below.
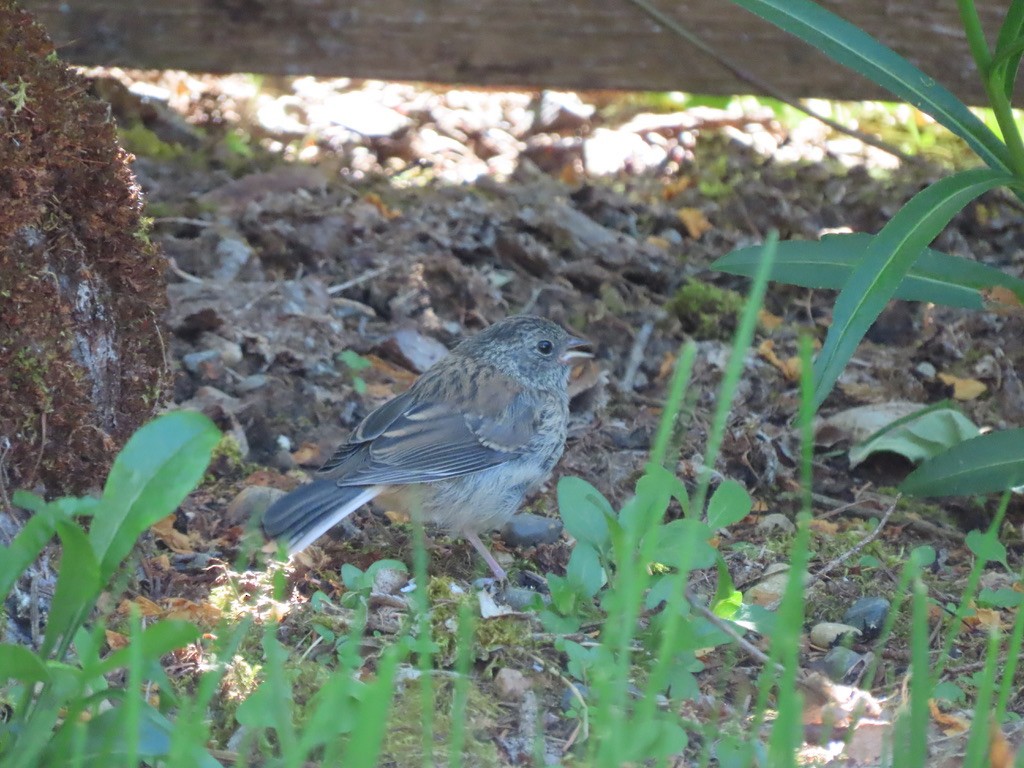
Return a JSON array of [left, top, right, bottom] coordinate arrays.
[[802, 495, 898, 596], [620, 319, 655, 391], [327, 264, 394, 295]]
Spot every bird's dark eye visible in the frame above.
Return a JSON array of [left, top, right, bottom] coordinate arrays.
[[536, 339, 554, 355]]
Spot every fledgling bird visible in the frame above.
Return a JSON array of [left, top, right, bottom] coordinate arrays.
[[260, 315, 591, 579]]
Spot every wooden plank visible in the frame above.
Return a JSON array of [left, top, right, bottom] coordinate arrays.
[[25, 0, 1006, 104]]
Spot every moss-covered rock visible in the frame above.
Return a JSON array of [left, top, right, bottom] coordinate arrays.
[[0, 3, 167, 496]]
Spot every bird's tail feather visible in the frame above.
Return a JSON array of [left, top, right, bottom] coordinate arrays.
[[261, 480, 383, 555]]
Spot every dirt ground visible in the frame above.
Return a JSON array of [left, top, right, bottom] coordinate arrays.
[[87, 72, 1024, 763]]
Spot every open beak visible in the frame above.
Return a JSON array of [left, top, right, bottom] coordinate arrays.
[[560, 336, 593, 365]]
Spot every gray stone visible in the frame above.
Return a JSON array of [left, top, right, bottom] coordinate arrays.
[[843, 597, 890, 640], [502, 513, 563, 548]]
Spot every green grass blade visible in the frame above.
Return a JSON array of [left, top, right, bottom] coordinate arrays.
[[900, 428, 1024, 496], [40, 520, 100, 659], [728, 0, 1012, 172], [812, 169, 1014, 408], [994, 0, 1024, 97], [712, 232, 1024, 310], [963, 627, 1002, 768], [694, 230, 778, 512]]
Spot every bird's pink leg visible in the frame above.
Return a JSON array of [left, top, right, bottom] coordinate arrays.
[[464, 531, 507, 581]]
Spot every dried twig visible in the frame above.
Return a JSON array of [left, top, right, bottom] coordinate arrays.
[[620, 319, 655, 392], [802, 495, 898, 596]]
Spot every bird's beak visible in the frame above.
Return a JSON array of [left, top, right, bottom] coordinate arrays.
[[560, 336, 593, 365]]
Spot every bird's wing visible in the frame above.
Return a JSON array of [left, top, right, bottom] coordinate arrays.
[[316, 376, 539, 486]]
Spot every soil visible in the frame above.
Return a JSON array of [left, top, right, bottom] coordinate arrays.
[[30, 72, 1024, 763]]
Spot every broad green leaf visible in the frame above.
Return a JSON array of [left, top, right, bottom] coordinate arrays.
[[566, 544, 606, 599], [966, 529, 1009, 568], [978, 587, 1023, 608], [706, 480, 752, 529], [91, 411, 220, 582], [712, 555, 742, 619], [712, 233, 1024, 309], [901, 429, 1024, 496], [41, 520, 101, 658], [813, 169, 1014, 408], [849, 407, 980, 467], [557, 476, 613, 550], [910, 545, 937, 567], [728, 0, 1012, 172], [0, 644, 51, 683], [652, 519, 717, 571]]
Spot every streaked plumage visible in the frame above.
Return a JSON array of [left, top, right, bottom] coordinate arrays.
[[260, 315, 590, 579]]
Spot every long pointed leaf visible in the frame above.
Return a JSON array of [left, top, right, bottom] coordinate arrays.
[[40, 520, 100, 658], [901, 429, 1024, 496], [812, 168, 1014, 408], [729, 0, 1012, 172], [712, 232, 1024, 309], [90, 411, 219, 583], [995, 0, 1024, 97]]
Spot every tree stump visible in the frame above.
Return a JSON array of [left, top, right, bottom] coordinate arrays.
[[0, 2, 168, 499]]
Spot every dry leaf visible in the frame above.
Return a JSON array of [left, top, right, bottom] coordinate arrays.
[[160, 598, 222, 625], [151, 515, 194, 554], [758, 340, 802, 382], [964, 606, 1003, 631], [758, 309, 784, 331], [661, 176, 692, 199], [120, 595, 163, 617], [929, 699, 970, 734], [938, 372, 987, 400], [105, 630, 129, 651], [677, 207, 712, 238], [290, 442, 323, 466], [982, 286, 1024, 315], [990, 721, 1016, 768], [645, 235, 672, 250], [363, 192, 401, 219]]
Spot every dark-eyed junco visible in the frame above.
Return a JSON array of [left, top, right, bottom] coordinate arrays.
[[261, 315, 591, 579]]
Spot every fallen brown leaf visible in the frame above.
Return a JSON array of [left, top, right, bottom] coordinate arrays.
[[938, 372, 987, 400], [151, 515, 195, 554], [677, 207, 713, 239]]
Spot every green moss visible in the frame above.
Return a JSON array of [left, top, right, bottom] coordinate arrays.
[[118, 123, 185, 161], [667, 278, 744, 340], [203, 434, 258, 485], [380, 678, 502, 767]]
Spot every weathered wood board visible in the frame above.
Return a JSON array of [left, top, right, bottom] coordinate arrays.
[[23, 0, 1008, 104]]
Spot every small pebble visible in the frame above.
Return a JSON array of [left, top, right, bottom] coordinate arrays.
[[499, 585, 548, 611], [182, 349, 221, 373], [236, 374, 270, 393], [756, 513, 796, 535], [494, 668, 532, 701], [843, 597, 890, 640], [809, 622, 861, 649], [372, 567, 410, 596], [198, 333, 243, 365], [817, 646, 868, 684], [502, 513, 563, 547]]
